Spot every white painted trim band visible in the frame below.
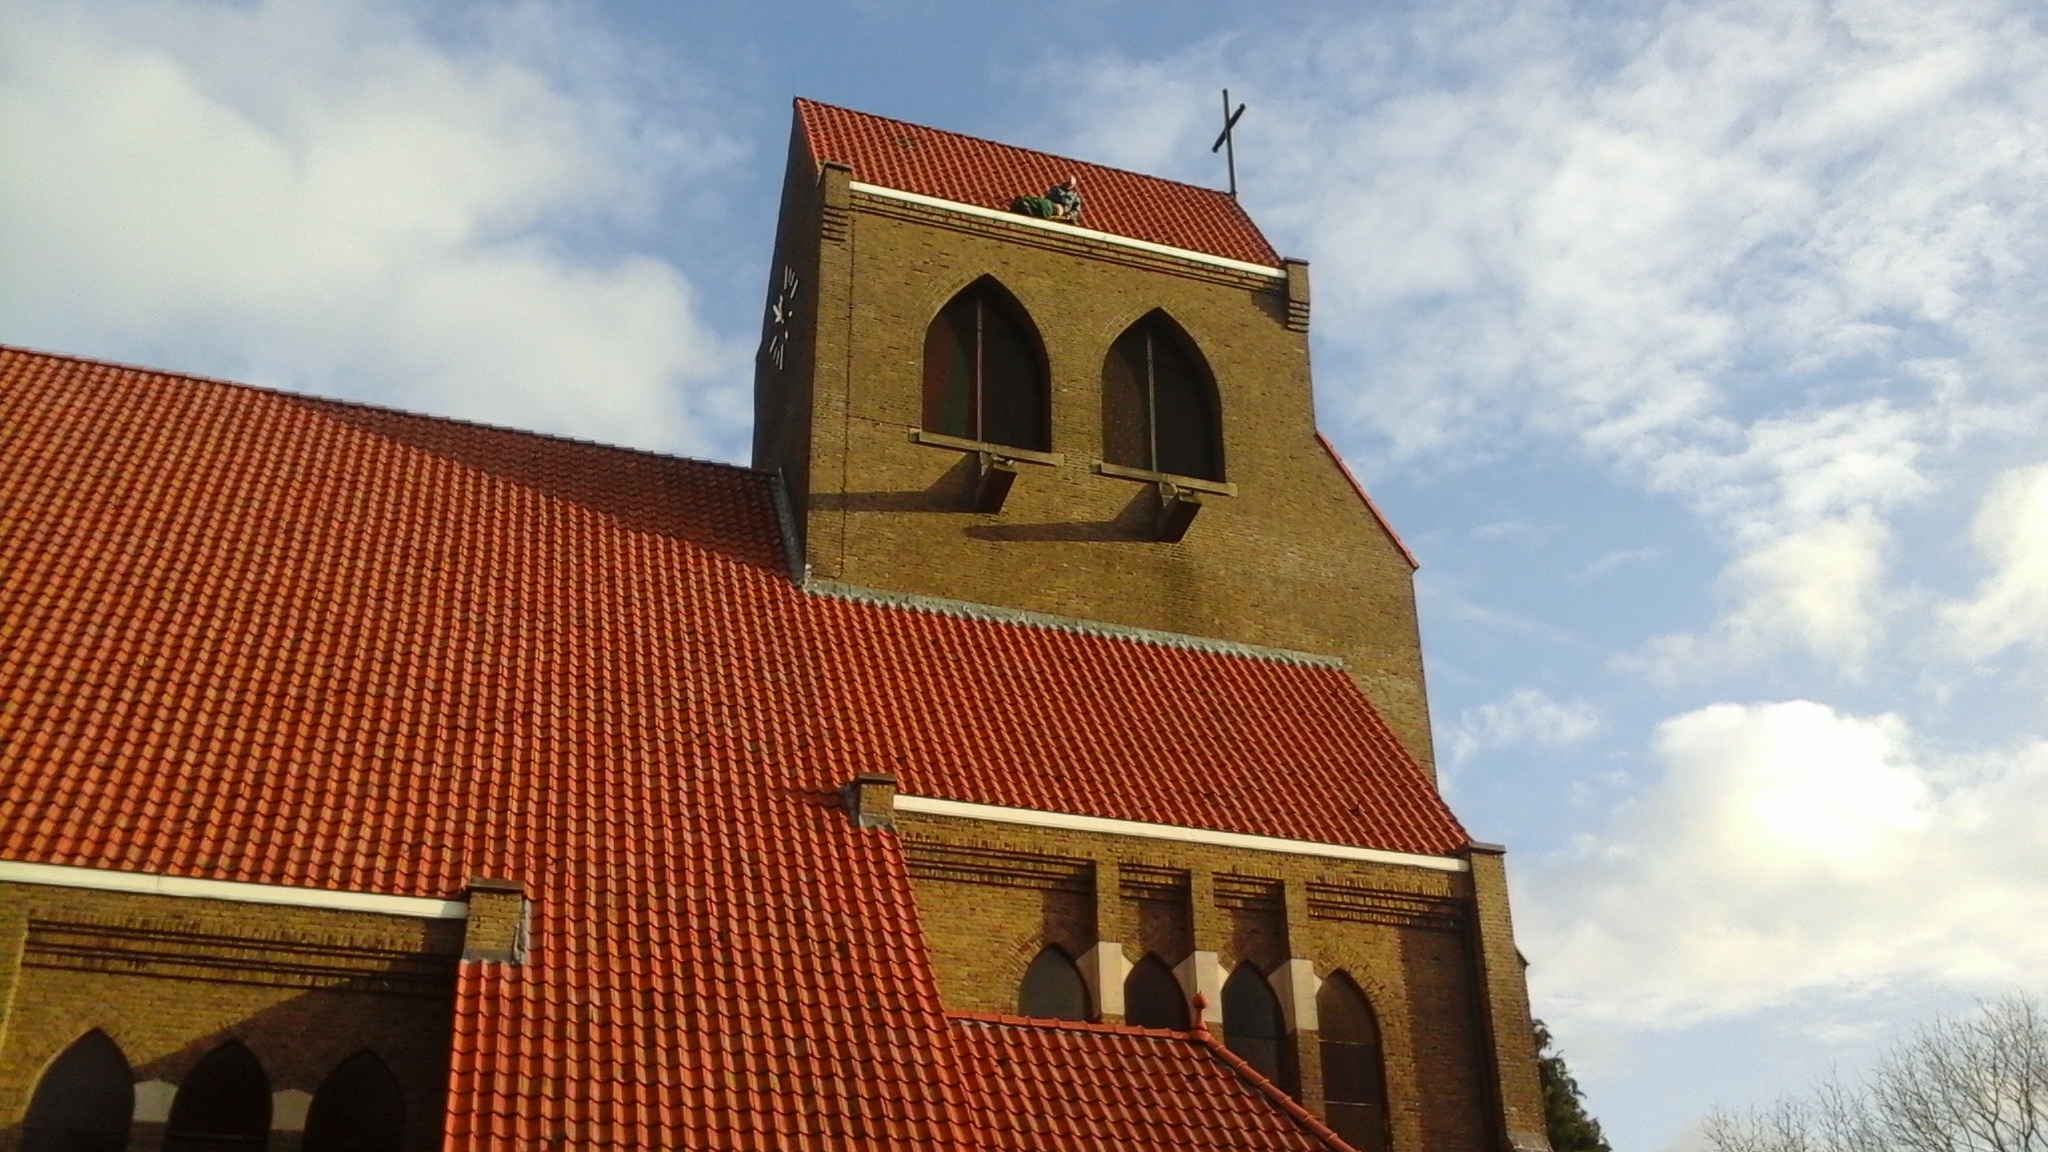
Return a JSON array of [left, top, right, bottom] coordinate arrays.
[[0, 860, 469, 919], [893, 796, 1469, 872], [848, 182, 1286, 280]]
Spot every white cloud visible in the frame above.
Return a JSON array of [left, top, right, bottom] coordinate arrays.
[[1042, 0, 2048, 677], [1942, 461, 2048, 660], [1523, 700, 2048, 1028], [0, 0, 746, 455], [1449, 687, 1603, 766]]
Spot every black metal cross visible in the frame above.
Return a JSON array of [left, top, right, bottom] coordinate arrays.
[[1212, 89, 1247, 197]]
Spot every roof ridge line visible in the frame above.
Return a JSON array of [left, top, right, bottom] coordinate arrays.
[[802, 579, 1345, 668], [0, 343, 762, 479], [794, 96, 1250, 203]]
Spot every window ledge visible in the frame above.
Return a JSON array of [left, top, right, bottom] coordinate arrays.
[[912, 430, 1062, 467], [1093, 461, 1237, 497]]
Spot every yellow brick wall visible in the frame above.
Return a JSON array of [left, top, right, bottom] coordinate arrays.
[[755, 162, 1438, 775], [897, 812, 1494, 1152], [0, 884, 459, 1152]]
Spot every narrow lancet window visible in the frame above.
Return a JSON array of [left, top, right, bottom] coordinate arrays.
[[1122, 954, 1189, 1030], [1223, 962, 1290, 1089], [166, 1042, 271, 1152], [24, 1031, 133, 1152], [1319, 972, 1392, 1152], [1016, 945, 1092, 1022], [1102, 312, 1223, 481], [922, 278, 1050, 452], [304, 1051, 406, 1152]]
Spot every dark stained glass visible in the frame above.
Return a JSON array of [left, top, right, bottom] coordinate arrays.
[[1016, 946, 1091, 1022], [1122, 954, 1189, 1030], [303, 1051, 405, 1152], [1100, 313, 1223, 481], [165, 1043, 270, 1152], [1319, 972, 1392, 1152], [920, 279, 1048, 452], [1223, 962, 1290, 1090], [24, 1031, 133, 1152]]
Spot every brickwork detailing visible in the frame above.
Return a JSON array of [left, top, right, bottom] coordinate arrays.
[[461, 880, 525, 965], [1467, 847, 1554, 1152], [898, 811, 1498, 1150], [1079, 942, 1129, 1023], [844, 773, 900, 831], [1283, 259, 1312, 332], [1177, 952, 1228, 1027], [753, 111, 1441, 775], [0, 883, 457, 1152]]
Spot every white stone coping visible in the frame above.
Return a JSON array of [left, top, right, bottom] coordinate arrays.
[[848, 182, 1287, 280], [892, 795, 1469, 872], [0, 860, 469, 919]]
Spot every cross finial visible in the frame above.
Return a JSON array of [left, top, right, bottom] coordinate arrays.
[[1211, 89, 1247, 197]]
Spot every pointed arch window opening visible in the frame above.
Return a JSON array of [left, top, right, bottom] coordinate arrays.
[[922, 281, 1050, 454], [1016, 945, 1093, 1022], [1222, 962, 1292, 1092], [1104, 315, 1224, 483], [165, 1042, 271, 1152], [25, 1030, 134, 1152], [303, 1050, 406, 1152], [1319, 971, 1393, 1152], [1122, 953, 1189, 1031]]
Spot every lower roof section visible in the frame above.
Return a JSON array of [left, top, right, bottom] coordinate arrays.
[[948, 1013, 1353, 1152]]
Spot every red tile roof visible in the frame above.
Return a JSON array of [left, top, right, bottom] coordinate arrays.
[[947, 1013, 1357, 1152], [796, 99, 1282, 268], [0, 347, 1464, 1149]]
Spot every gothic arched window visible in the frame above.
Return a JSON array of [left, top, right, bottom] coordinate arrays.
[[1102, 312, 1223, 481], [24, 1030, 133, 1152], [303, 1051, 405, 1152], [1016, 945, 1091, 1022], [1122, 954, 1189, 1030], [1318, 972, 1392, 1152], [1223, 962, 1290, 1089], [922, 278, 1050, 452], [166, 1042, 271, 1152]]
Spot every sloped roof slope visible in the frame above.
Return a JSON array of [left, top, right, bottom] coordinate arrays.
[[948, 1014, 1357, 1152], [796, 98, 1281, 268], [0, 347, 1464, 1148]]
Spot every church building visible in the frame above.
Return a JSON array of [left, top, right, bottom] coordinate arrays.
[[0, 100, 1551, 1151]]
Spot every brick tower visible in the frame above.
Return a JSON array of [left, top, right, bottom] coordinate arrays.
[[753, 99, 1439, 776]]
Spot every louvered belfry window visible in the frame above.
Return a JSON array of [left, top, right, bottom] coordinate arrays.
[[922, 278, 1050, 452], [1103, 312, 1223, 481]]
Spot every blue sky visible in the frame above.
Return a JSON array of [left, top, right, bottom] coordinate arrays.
[[7, 1, 2048, 1146]]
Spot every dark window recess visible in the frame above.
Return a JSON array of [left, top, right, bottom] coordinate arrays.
[[1102, 312, 1223, 481], [303, 1051, 406, 1152], [1016, 945, 1092, 1022], [922, 279, 1050, 452], [1319, 972, 1393, 1152], [1222, 962, 1292, 1090], [24, 1031, 133, 1152], [165, 1042, 271, 1152], [1122, 954, 1189, 1030]]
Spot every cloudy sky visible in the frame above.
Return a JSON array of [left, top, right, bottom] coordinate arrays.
[[6, 0, 2046, 1145]]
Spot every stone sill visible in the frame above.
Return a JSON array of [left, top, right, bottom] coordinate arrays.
[[911, 430, 1063, 467]]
